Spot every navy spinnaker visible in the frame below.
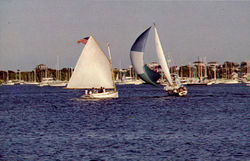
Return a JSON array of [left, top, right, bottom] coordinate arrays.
[[130, 27, 161, 86]]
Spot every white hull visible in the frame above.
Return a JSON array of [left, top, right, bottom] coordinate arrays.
[[48, 82, 67, 87], [3, 83, 15, 86], [206, 82, 213, 86], [116, 79, 143, 85], [164, 86, 187, 97], [49, 83, 67, 87], [223, 80, 239, 84], [82, 91, 118, 99], [3, 81, 15, 85], [24, 82, 39, 85], [38, 77, 54, 87], [38, 83, 49, 87]]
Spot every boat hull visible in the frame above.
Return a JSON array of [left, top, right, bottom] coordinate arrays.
[[223, 80, 239, 84], [82, 91, 118, 99], [165, 86, 187, 97], [38, 83, 48, 87], [3, 83, 15, 86], [24, 82, 39, 85], [187, 82, 209, 86], [3, 81, 15, 86], [49, 82, 67, 87]]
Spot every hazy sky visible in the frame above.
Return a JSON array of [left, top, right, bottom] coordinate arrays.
[[0, 0, 250, 71]]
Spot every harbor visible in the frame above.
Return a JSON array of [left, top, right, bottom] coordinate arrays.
[[0, 60, 249, 86], [1, 0, 250, 160]]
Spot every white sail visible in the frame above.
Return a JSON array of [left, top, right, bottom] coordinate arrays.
[[154, 24, 173, 86], [66, 36, 115, 89]]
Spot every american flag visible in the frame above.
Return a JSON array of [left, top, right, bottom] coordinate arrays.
[[77, 37, 89, 44]]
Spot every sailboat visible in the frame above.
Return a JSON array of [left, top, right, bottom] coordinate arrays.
[[66, 36, 118, 99], [38, 67, 53, 87], [24, 70, 39, 85], [130, 24, 187, 96], [48, 56, 67, 87]]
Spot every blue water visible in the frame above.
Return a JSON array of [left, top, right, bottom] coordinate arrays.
[[0, 84, 249, 160]]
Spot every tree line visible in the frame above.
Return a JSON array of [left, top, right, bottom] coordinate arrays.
[[0, 61, 249, 84]]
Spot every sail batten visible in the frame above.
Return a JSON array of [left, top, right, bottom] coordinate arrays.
[[66, 36, 114, 89]]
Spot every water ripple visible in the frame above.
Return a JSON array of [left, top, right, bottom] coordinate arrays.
[[0, 84, 249, 160]]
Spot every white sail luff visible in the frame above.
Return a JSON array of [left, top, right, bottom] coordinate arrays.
[[66, 36, 114, 89], [154, 25, 173, 86]]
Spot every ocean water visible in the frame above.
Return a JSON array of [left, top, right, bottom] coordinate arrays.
[[0, 84, 249, 160]]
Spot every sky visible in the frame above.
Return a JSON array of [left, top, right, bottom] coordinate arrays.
[[0, 0, 250, 71]]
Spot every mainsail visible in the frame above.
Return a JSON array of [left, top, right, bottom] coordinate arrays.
[[130, 27, 161, 86], [66, 36, 115, 89], [154, 24, 173, 86]]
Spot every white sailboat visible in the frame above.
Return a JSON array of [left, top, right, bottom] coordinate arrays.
[[130, 24, 187, 96], [48, 56, 67, 87], [39, 77, 53, 87], [66, 36, 118, 99], [38, 67, 53, 87], [154, 24, 187, 96], [24, 70, 39, 85], [115, 66, 144, 85]]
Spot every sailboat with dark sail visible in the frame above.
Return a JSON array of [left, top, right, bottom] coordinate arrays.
[[130, 24, 187, 96]]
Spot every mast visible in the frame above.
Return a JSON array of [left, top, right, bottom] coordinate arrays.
[[34, 70, 36, 82], [189, 63, 191, 78], [56, 56, 59, 80], [7, 71, 9, 82], [107, 42, 116, 91], [201, 57, 203, 80], [204, 56, 207, 79], [247, 61, 249, 74], [45, 67, 48, 79], [19, 70, 21, 82], [225, 63, 227, 79], [214, 66, 217, 80]]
